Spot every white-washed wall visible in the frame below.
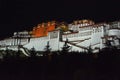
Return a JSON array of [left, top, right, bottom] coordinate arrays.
[[24, 30, 60, 51], [108, 29, 120, 37]]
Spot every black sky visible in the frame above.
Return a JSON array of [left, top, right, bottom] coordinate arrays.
[[0, 0, 120, 38]]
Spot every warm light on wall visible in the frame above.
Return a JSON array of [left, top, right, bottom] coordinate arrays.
[[31, 21, 56, 37]]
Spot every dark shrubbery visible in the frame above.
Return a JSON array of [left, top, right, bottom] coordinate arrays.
[[0, 48, 119, 80]]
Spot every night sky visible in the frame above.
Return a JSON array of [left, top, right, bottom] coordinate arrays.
[[0, 0, 120, 38]]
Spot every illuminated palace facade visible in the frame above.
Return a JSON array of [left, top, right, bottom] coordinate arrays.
[[0, 19, 120, 54]]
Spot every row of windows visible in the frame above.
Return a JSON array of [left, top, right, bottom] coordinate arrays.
[[69, 23, 90, 28], [69, 26, 103, 32], [79, 27, 92, 31], [50, 32, 58, 39], [69, 26, 92, 31], [62, 31, 92, 38], [40, 37, 49, 40], [110, 24, 120, 29], [93, 28, 102, 33]]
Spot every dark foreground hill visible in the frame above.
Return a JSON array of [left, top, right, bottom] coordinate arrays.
[[0, 49, 120, 80]]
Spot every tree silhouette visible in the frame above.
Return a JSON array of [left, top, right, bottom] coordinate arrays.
[[105, 40, 112, 48], [118, 38, 120, 48], [16, 45, 21, 58], [30, 47, 37, 57], [4, 46, 11, 59], [61, 38, 71, 54], [87, 45, 93, 54], [44, 41, 51, 56]]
